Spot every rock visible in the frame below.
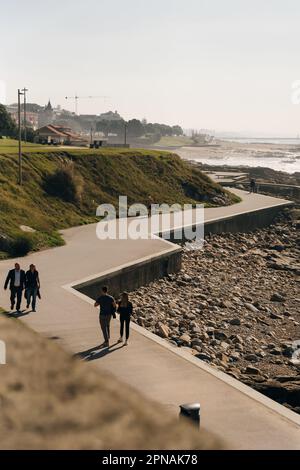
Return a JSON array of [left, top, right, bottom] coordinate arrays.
[[230, 352, 240, 361], [157, 323, 170, 338], [270, 292, 285, 302], [182, 274, 192, 282], [269, 347, 282, 356], [198, 332, 209, 341], [230, 334, 244, 345], [270, 312, 284, 320], [244, 354, 259, 362], [216, 352, 229, 362], [245, 366, 261, 375], [220, 300, 232, 308], [229, 318, 241, 326], [191, 338, 203, 348], [137, 317, 145, 327], [179, 333, 191, 345], [220, 341, 230, 351], [282, 346, 295, 358], [195, 353, 212, 362], [214, 330, 228, 341], [244, 303, 259, 313]]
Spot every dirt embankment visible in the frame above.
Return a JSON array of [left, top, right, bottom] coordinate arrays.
[[0, 313, 220, 450]]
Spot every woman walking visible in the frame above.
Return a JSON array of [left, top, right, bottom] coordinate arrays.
[[117, 292, 133, 346], [25, 264, 40, 312]]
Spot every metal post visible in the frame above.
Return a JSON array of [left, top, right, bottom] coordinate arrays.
[[179, 403, 201, 429], [124, 122, 127, 146], [18, 89, 24, 185], [22, 87, 28, 142]]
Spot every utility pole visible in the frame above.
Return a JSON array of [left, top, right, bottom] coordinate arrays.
[[18, 89, 24, 185], [22, 87, 28, 142], [124, 122, 127, 146]]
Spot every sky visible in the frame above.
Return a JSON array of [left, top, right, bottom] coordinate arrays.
[[1, 0, 300, 136]]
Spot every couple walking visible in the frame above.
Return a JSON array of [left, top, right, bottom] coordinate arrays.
[[4, 263, 40, 312], [94, 286, 133, 347]]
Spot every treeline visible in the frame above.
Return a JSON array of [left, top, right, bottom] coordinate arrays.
[[95, 118, 183, 140], [0, 104, 36, 142]]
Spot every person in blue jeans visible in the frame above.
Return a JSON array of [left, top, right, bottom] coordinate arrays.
[[25, 264, 40, 312]]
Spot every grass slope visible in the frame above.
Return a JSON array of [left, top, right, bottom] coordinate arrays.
[[0, 143, 239, 257]]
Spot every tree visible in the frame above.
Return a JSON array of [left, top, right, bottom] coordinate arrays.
[[127, 119, 144, 137], [172, 125, 183, 136], [0, 104, 17, 137]]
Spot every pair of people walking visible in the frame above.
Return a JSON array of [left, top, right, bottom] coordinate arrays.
[[4, 263, 40, 312], [94, 286, 133, 347]]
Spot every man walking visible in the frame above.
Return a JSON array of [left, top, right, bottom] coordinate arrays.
[[94, 286, 116, 347], [25, 264, 40, 312], [250, 178, 256, 193], [4, 263, 26, 312]]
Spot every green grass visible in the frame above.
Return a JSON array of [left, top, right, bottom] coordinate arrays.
[[0, 138, 56, 154], [0, 142, 240, 258]]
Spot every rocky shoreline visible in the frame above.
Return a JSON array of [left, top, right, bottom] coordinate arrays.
[[131, 209, 300, 414]]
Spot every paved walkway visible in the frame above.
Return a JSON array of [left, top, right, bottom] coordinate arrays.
[[0, 189, 299, 449]]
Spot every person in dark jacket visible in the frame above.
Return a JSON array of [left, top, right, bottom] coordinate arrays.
[[250, 178, 257, 193], [117, 292, 133, 346], [4, 263, 26, 312], [25, 264, 40, 312], [94, 286, 116, 347]]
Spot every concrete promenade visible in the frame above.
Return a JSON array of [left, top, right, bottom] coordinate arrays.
[[0, 189, 299, 449]]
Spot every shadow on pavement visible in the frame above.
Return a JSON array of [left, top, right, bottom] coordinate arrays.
[[5, 310, 31, 318], [74, 342, 124, 361]]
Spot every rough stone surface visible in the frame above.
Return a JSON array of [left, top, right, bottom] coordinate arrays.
[[131, 210, 300, 414]]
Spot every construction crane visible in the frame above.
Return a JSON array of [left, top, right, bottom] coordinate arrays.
[[65, 94, 109, 115]]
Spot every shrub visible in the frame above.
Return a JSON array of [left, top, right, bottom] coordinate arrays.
[[43, 161, 83, 203], [8, 235, 34, 257]]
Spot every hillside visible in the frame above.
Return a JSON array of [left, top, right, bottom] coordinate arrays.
[[0, 144, 239, 258]]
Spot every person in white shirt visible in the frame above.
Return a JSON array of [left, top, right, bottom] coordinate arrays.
[[4, 263, 26, 312]]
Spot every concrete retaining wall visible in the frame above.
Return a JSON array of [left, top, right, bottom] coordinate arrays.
[[256, 183, 300, 202], [74, 203, 291, 297], [226, 182, 300, 202], [158, 203, 292, 243], [74, 247, 182, 299], [204, 204, 292, 234]]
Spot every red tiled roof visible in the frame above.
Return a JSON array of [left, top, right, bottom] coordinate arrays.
[[38, 125, 87, 141]]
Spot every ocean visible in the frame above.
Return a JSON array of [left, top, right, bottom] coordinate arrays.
[[177, 139, 300, 174]]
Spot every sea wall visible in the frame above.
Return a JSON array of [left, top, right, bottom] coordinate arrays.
[[75, 203, 291, 298], [74, 247, 182, 299]]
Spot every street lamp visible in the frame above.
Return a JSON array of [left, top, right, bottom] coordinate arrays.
[[18, 89, 24, 185]]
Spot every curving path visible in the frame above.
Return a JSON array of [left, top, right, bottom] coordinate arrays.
[[0, 189, 299, 449]]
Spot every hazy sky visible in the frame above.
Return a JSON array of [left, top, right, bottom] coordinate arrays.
[[1, 0, 300, 135]]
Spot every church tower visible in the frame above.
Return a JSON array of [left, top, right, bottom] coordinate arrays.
[[38, 99, 54, 127]]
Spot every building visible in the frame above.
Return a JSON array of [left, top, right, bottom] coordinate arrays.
[[38, 100, 54, 127], [6, 104, 39, 130], [37, 125, 89, 146], [98, 110, 123, 121]]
